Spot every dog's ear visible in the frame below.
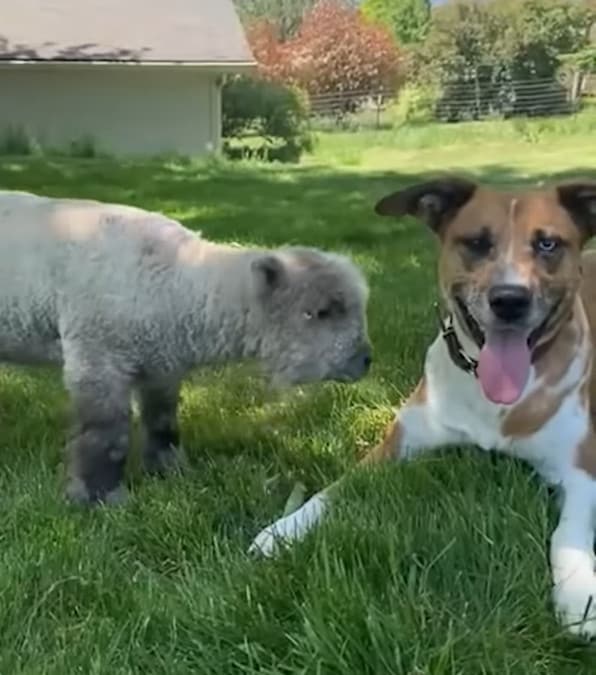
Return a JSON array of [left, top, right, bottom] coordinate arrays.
[[557, 181, 596, 244], [374, 177, 477, 233]]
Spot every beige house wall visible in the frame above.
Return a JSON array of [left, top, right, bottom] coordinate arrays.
[[0, 63, 223, 156]]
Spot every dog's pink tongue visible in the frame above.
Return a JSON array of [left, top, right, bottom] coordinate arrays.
[[477, 331, 531, 405]]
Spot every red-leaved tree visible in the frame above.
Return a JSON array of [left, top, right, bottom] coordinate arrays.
[[245, 20, 294, 82], [247, 0, 401, 95]]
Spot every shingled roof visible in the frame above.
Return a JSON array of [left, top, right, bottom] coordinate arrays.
[[0, 0, 255, 64]]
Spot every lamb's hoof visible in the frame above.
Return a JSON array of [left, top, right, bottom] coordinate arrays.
[[65, 477, 128, 507], [554, 577, 596, 639], [143, 445, 189, 477]]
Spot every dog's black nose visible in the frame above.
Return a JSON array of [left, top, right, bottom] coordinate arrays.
[[489, 284, 532, 322], [363, 353, 373, 370]]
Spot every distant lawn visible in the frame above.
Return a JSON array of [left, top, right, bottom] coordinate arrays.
[[1, 123, 596, 673]]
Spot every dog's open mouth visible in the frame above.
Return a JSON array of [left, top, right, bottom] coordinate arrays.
[[454, 295, 561, 351], [453, 294, 563, 406]]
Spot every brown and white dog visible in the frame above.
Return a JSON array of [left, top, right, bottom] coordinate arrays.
[[250, 176, 596, 638]]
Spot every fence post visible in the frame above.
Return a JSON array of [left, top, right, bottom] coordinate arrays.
[[570, 70, 583, 107]]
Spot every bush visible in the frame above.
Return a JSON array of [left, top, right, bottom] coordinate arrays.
[[0, 125, 42, 156], [390, 82, 440, 125], [221, 76, 312, 162], [68, 135, 99, 158]]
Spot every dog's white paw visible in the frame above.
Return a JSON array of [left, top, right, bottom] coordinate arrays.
[[249, 492, 328, 558], [554, 575, 596, 639], [249, 516, 294, 557]]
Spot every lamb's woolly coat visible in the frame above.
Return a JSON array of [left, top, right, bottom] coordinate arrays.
[[0, 191, 370, 504]]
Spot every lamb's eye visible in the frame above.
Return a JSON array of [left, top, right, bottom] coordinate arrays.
[[303, 310, 313, 320], [316, 300, 345, 320]]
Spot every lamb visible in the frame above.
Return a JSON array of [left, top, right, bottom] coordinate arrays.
[[0, 190, 372, 505]]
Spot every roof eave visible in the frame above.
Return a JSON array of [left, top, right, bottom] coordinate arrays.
[[0, 59, 257, 71]]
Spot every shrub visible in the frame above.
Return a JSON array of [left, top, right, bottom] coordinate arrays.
[[390, 82, 440, 125], [0, 125, 42, 156], [68, 135, 99, 158], [221, 76, 312, 162]]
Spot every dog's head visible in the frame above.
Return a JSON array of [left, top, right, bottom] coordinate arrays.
[[375, 176, 596, 405]]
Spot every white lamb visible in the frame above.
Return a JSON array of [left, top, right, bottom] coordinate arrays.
[[0, 190, 371, 504]]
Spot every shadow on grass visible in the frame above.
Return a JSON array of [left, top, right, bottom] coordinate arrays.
[[2, 156, 595, 248]]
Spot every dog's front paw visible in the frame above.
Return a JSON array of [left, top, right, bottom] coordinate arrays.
[[554, 575, 596, 639], [249, 492, 329, 558], [249, 516, 293, 557]]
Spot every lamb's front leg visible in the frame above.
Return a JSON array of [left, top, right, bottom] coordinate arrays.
[[550, 460, 596, 638], [137, 379, 187, 477], [250, 378, 458, 557], [62, 349, 132, 506]]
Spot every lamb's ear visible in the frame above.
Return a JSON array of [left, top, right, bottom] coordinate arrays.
[[374, 177, 477, 233], [557, 181, 596, 244], [251, 255, 287, 296]]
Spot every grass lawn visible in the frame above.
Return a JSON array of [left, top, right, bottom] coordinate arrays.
[[2, 121, 596, 673]]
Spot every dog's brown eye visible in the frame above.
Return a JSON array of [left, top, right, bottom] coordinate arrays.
[[461, 233, 493, 257]]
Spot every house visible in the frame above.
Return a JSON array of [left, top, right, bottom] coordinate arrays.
[[0, 0, 256, 156]]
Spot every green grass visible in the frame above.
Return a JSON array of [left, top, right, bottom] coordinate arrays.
[[2, 120, 596, 673]]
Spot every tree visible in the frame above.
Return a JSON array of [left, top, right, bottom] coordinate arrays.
[[497, 0, 594, 79], [234, 0, 362, 40], [409, 0, 592, 83], [407, 1, 503, 83], [405, 0, 593, 120], [247, 1, 402, 95], [361, 0, 431, 44], [233, 0, 318, 39]]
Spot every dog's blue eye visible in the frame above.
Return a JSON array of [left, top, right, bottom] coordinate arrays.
[[535, 236, 560, 254]]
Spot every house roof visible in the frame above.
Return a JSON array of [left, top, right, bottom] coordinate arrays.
[[0, 0, 255, 65]]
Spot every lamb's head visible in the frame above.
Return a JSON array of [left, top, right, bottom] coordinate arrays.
[[250, 246, 372, 387]]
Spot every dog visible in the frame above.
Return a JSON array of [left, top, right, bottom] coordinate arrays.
[[250, 176, 596, 639]]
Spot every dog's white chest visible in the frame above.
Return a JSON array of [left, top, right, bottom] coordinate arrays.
[[424, 336, 589, 482], [426, 338, 513, 450]]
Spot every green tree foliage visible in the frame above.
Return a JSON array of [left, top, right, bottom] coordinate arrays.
[[410, 0, 592, 83], [562, 46, 596, 72], [361, 0, 431, 44], [233, 0, 318, 39], [500, 0, 594, 78], [234, 0, 361, 39], [405, 0, 593, 120]]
